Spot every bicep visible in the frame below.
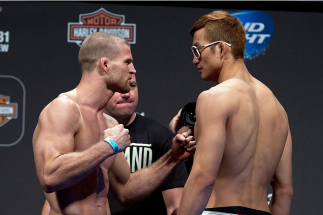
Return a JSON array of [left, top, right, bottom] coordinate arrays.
[[108, 152, 131, 196], [33, 99, 81, 174]]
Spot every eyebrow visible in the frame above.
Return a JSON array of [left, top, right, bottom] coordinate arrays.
[[193, 42, 201, 47]]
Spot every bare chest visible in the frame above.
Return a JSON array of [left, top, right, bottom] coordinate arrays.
[[74, 108, 107, 150]]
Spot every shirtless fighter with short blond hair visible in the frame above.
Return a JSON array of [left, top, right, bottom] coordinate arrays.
[[33, 32, 194, 215]]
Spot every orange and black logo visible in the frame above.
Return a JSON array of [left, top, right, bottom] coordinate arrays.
[[0, 94, 17, 127], [0, 75, 25, 147], [68, 8, 136, 47]]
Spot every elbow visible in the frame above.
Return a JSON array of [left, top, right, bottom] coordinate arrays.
[[40, 175, 59, 193], [111, 190, 136, 207], [271, 180, 293, 200], [117, 196, 135, 208], [285, 186, 294, 200], [193, 171, 216, 192], [274, 185, 294, 202]]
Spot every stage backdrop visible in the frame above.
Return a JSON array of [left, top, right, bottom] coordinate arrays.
[[0, 2, 322, 215]]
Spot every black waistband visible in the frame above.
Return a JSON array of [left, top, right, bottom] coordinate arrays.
[[205, 206, 271, 215]]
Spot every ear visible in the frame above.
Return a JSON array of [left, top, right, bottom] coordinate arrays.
[[219, 41, 229, 59], [100, 57, 109, 74]]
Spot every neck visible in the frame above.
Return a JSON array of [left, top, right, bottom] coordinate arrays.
[[75, 71, 114, 111], [217, 58, 249, 83]]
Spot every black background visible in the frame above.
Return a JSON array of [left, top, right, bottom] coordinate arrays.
[[0, 2, 322, 214]]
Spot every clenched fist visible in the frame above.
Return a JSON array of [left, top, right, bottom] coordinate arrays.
[[103, 124, 130, 152]]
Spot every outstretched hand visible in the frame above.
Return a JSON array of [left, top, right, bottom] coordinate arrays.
[[171, 132, 196, 162]]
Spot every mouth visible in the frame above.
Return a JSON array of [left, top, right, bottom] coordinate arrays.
[[197, 67, 202, 73], [116, 102, 133, 109], [117, 99, 133, 105]]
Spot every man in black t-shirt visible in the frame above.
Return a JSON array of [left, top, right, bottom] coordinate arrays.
[[105, 75, 189, 215]]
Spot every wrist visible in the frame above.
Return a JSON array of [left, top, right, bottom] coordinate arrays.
[[102, 137, 119, 155], [168, 149, 181, 165]]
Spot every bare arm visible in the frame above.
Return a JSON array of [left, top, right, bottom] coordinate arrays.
[[178, 91, 228, 215], [270, 128, 293, 215], [33, 97, 128, 193], [109, 133, 194, 207], [162, 187, 183, 215]]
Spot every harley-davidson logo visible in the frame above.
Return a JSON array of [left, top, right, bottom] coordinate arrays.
[[0, 94, 17, 127], [68, 8, 136, 47]]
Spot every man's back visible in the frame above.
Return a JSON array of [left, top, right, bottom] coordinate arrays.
[[205, 76, 289, 211], [179, 10, 292, 215]]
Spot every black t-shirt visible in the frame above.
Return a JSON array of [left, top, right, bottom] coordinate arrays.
[[108, 114, 188, 215]]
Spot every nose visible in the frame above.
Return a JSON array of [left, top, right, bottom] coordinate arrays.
[[192, 56, 199, 65], [121, 92, 130, 99], [129, 63, 136, 74]]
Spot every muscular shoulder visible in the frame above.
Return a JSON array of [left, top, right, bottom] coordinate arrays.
[[197, 83, 235, 111], [39, 94, 82, 133]]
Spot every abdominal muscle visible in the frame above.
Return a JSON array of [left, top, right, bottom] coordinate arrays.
[[46, 165, 111, 215]]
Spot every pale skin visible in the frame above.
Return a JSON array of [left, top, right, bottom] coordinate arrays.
[[177, 27, 293, 215], [34, 38, 194, 215]]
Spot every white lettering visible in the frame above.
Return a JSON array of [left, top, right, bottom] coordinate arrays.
[[247, 23, 265, 32], [243, 22, 251, 31], [99, 28, 130, 39], [246, 34, 258, 43], [90, 28, 98, 34], [257, 34, 271, 43], [143, 148, 152, 168], [132, 147, 142, 172], [124, 147, 131, 166], [124, 144, 153, 172], [0, 106, 14, 114], [0, 31, 9, 43], [246, 34, 271, 44], [73, 28, 90, 38], [0, 44, 9, 52]]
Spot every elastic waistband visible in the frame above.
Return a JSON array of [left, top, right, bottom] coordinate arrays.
[[203, 206, 271, 215]]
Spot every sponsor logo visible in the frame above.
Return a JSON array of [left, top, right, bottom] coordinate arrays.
[[0, 75, 26, 147], [0, 31, 9, 52], [0, 94, 17, 127], [230, 10, 274, 60], [68, 8, 136, 47]]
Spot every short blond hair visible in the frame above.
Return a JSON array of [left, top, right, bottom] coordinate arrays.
[[78, 32, 130, 72]]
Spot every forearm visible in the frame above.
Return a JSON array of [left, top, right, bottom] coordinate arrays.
[[178, 171, 215, 215], [41, 140, 114, 193], [270, 187, 293, 215], [117, 150, 180, 205]]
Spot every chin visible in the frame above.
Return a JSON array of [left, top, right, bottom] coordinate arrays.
[[116, 85, 131, 94]]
